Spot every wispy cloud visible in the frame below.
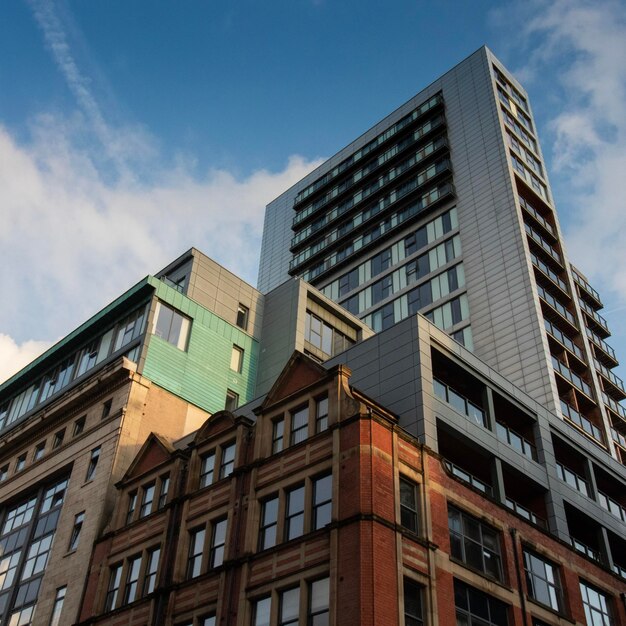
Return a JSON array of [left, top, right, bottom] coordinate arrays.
[[1, 1, 323, 384]]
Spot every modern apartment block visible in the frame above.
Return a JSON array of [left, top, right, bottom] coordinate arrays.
[[257, 46, 626, 466]]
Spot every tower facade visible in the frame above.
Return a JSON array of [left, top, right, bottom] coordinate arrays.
[[258, 46, 625, 465]]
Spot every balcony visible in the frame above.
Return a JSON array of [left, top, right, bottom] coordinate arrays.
[[587, 329, 618, 367], [443, 460, 493, 496], [531, 253, 569, 296], [560, 400, 604, 445], [555, 461, 590, 497], [611, 427, 626, 450], [597, 491, 626, 523], [544, 318, 584, 363], [571, 538, 602, 563], [496, 421, 537, 460], [525, 222, 562, 266], [552, 356, 593, 399], [579, 299, 610, 336], [537, 284, 577, 331], [594, 359, 626, 400], [433, 378, 486, 427], [572, 268, 603, 308], [519, 195, 555, 238], [603, 393, 626, 421], [505, 498, 547, 528]]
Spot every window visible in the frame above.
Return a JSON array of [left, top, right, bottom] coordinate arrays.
[[126, 492, 138, 524], [400, 478, 419, 534], [158, 475, 170, 509], [315, 396, 329, 433], [404, 578, 424, 626], [123, 555, 141, 605], [253, 596, 271, 626], [15, 454, 26, 473], [68, 512, 84, 551], [143, 547, 160, 596], [455, 579, 509, 626], [101, 399, 112, 419], [219, 443, 236, 479], [140, 483, 156, 518], [272, 418, 285, 454], [73, 416, 86, 437], [187, 528, 205, 578], [49, 586, 66, 626], [279, 587, 300, 626], [448, 506, 502, 581], [105, 563, 123, 611], [313, 474, 332, 530], [291, 406, 308, 445], [210, 518, 227, 568], [259, 496, 279, 550], [200, 452, 215, 488], [579, 580, 614, 626], [33, 441, 45, 462], [201, 617, 216, 626], [309, 577, 329, 625], [225, 389, 239, 412], [52, 429, 65, 449], [85, 447, 101, 481], [153, 302, 190, 350], [230, 345, 244, 373], [236, 304, 249, 330], [523, 549, 563, 612], [285, 485, 305, 540], [0, 465, 7, 482]]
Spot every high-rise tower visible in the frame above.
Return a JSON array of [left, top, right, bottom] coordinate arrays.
[[258, 46, 625, 465]]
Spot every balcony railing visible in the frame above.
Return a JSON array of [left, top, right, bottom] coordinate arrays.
[[611, 427, 626, 449], [555, 462, 589, 497], [579, 299, 610, 333], [613, 563, 626, 580], [519, 195, 555, 237], [443, 461, 492, 496], [572, 269, 602, 307], [597, 490, 626, 523], [552, 357, 593, 398], [587, 329, 618, 364], [560, 400, 604, 445], [532, 253, 569, 294], [603, 393, 626, 420], [525, 223, 562, 265], [544, 319, 584, 361], [593, 359, 625, 395], [433, 378, 486, 427], [496, 422, 537, 460], [537, 285, 577, 327], [505, 498, 546, 528], [571, 538, 602, 563]]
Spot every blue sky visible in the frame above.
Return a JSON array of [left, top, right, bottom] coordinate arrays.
[[1, 0, 625, 387]]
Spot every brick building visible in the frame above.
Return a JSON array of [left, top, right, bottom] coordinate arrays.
[[76, 327, 626, 626]]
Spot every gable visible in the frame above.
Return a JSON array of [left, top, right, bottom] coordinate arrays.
[[120, 433, 174, 482]]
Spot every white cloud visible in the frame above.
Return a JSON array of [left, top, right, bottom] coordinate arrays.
[[0, 335, 53, 385], [515, 0, 626, 301], [0, 118, 323, 384]]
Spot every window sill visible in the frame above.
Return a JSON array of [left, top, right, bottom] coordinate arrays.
[[525, 596, 575, 624], [448, 556, 511, 592]]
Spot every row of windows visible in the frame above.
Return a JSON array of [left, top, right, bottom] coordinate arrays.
[[493, 66, 529, 113], [321, 207, 458, 302], [126, 474, 170, 524], [510, 152, 548, 202], [291, 133, 447, 246], [291, 158, 451, 269], [0, 403, 109, 484], [188, 520, 227, 578], [501, 107, 537, 155], [303, 312, 355, 358], [506, 129, 543, 178], [497, 84, 533, 133], [293, 92, 443, 205], [200, 442, 236, 488], [271, 396, 328, 454], [341, 243, 463, 318], [362, 291, 470, 337], [105, 546, 161, 610], [300, 182, 454, 282], [0, 304, 148, 432]]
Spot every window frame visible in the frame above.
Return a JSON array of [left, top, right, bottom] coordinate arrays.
[[285, 484, 305, 541], [579, 580, 614, 626], [403, 577, 424, 626], [209, 518, 227, 568], [139, 482, 156, 518], [315, 395, 329, 434], [448, 506, 503, 582], [312, 474, 332, 530], [104, 563, 123, 611], [68, 511, 85, 551], [85, 446, 101, 481], [259, 495, 279, 550], [523, 548, 564, 613], [122, 554, 142, 605], [236, 304, 249, 331], [400, 477, 419, 535], [187, 527, 206, 579], [230, 345, 244, 373], [142, 547, 160, 596]]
